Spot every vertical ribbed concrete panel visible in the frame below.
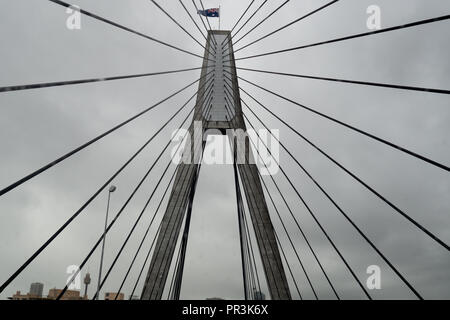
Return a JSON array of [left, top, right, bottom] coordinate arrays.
[[141, 31, 291, 300], [203, 33, 234, 121]]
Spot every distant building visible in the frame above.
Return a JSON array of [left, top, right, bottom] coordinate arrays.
[[47, 288, 85, 300], [129, 295, 139, 300], [206, 297, 225, 300], [8, 282, 87, 300], [8, 282, 46, 300], [29, 283, 44, 297], [9, 291, 37, 300], [105, 292, 124, 300]]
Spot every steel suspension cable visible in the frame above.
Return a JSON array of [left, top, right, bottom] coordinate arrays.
[[238, 172, 257, 300], [233, 0, 290, 47], [48, 0, 207, 60], [178, 0, 207, 41], [229, 114, 299, 299], [228, 0, 257, 35], [241, 192, 262, 297], [0, 66, 211, 93], [243, 217, 259, 299], [242, 125, 319, 300], [233, 142, 250, 300], [59, 98, 198, 300], [242, 112, 371, 299], [167, 235, 184, 300], [92, 112, 196, 300], [191, 0, 211, 37], [131, 221, 163, 298], [239, 77, 450, 173], [171, 161, 202, 300], [171, 141, 207, 300], [274, 228, 302, 299], [129, 160, 198, 301], [144, 116, 206, 299], [143, 170, 196, 299], [116, 83, 222, 299], [242, 99, 425, 299], [241, 104, 339, 299], [199, 0, 216, 38], [115, 165, 178, 299], [93, 142, 181, 300], [239, 85, 449, 252], [234, 14, 450, 60], [234, 0, 339, 53], [221, 0, 269, 55], [227, 115, 285, 299], [227, 130, 258, 300], [109, 83, 214, 300], [0, 70, 212, 198], [232, 0, 269, 39], [237, 67, 450, 95], [150, 0, 215, 57], [193, 0, 218, 48], [0, 73, 211, 295], [258, 175, 308, 300], [222, 74, 289, 299]]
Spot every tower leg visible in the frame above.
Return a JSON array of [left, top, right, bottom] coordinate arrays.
[[140, 163, 198, 300], [238, 163, 292, 300]]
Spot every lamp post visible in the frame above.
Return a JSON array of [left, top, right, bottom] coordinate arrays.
[[96, 185, 116, 299]]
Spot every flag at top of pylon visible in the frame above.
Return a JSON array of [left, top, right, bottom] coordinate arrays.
[[198, 8, 220, 17]]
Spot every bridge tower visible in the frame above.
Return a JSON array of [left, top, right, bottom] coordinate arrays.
[[141, 30, 291, 300]]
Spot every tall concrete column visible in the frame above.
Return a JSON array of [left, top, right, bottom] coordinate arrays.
[[141, 30, 291, 300]]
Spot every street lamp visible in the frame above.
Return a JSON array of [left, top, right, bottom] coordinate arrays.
[[96, 185, 116, 299]]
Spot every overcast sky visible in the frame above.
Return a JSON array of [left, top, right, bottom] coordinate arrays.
[[0, 0, 449, 300]]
